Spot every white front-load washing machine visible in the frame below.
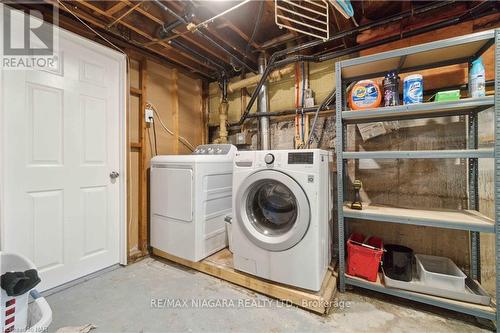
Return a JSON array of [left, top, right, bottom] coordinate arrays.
[[232, 149, 333, 291]]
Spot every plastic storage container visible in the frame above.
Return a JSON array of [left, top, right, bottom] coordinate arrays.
[[349, 80, 382, 110], [403, 74, 423, 104], [415, 254, 466, 292], [346, 233, 384, 282], [383, 244, 413, 282], [1, 252, 52, 333], [383, 71, 400, 107]]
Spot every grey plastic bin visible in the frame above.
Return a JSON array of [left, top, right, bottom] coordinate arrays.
[[415, 254, 466, 292]]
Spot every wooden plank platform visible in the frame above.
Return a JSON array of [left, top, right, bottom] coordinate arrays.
[[152, 248, 337, 315]]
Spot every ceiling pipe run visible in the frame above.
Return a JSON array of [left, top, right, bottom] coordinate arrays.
[[168, 39, 227, 73], [258, 53, 271, 150], [152, 0, 257, 74], [229, 0, 496, 129], [227, 64, 295, 94], [217, 76, 229, 144]]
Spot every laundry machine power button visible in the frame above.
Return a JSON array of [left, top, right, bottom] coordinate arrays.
[[264, 153, 275, 164]]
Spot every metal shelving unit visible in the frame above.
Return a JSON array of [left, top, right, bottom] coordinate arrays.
[[335, 29, 500, 328]]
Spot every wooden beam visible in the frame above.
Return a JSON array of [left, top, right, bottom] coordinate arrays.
[[56, 1, 213, 76], [201, 80, 209, 144], [203, 10, 260, 49], [106, 1, 128, 15], [139, 58, 148, 254], [130, 87, 142, 96], [127, 1, 227, 62], [172, 69, 180, 154], [153, 248, 337, 315], [108, 1, 142, 28], [21, 2, 208, 80], [73, 0, 216, 72], [168, 1, 257, 64]]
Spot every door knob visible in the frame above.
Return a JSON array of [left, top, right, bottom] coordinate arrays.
[[110, 171, 120, 179]]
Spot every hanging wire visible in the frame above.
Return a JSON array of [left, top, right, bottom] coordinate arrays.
[[146, 102, 196, 152], [151, 117, 158, 156], [246, 0, 265, 57]]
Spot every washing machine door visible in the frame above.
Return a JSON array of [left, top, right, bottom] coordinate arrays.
[[235, 170, 310, 251]]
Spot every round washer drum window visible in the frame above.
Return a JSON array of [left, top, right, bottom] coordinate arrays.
[[246, 179, 298, 236]]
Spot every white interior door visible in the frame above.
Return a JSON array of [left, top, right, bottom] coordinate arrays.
[[0, 9, 126, 291]]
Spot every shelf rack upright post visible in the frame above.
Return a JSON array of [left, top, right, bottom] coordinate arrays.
[[335, 29, 500, 328]]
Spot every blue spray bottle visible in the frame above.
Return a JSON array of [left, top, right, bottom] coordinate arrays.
[[470, 57, 485, 98]]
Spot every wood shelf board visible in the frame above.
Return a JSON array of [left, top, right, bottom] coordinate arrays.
[[342, 96, 494, 124], [340, 32, 493, 79], [342, 149, 493, 159], [152, 248, 337, 315], [343, 203, 494, 233]]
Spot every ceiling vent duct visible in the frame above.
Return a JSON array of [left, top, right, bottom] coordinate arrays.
[[274, 0, 329, 41]]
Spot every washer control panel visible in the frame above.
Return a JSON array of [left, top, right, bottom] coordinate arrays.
[[192, 144, 235, 155]]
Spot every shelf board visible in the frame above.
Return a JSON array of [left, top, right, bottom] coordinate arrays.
[[343, 204, 495, 233], [340, 30, 494, 80], [342, 149, 493, 159], [342, 96, 494, 124], [345, 274, 496, 321]]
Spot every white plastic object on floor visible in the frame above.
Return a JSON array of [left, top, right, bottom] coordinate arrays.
[[1, 252, 52, 332], [415, 254, 466, 292], [27, 291, 52, 333]]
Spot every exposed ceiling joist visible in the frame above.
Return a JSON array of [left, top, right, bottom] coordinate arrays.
[[50, 0, 217, 78], [71, 0, 218, 73]]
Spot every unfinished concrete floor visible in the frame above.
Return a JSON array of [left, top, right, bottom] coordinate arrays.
[[45, 258, 491, 332]]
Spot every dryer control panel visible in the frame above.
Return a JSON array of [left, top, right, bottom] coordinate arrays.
[[192, 144, 236, 155]]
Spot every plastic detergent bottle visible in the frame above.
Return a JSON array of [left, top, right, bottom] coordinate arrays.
[[349, 80, 382, 110], [383, 71, 400, 107], [470, 57, 485, 98]]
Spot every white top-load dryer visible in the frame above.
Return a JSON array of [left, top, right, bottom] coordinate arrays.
[[232, 149, 333, 291], [151, 144, 237, 262]]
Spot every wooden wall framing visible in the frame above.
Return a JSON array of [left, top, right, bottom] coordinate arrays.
[[126, 53, 206, 261]]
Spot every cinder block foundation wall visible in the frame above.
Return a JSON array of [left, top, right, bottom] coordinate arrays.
[[208, 16, 499, 296]]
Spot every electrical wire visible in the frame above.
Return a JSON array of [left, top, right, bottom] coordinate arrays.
[[151, 117, 158, 156], [306, 89, 336, 148], [56, 0, 125, 55], [246, 0, 265, 57], [147, 126, 155, 157], [294, 63, 300, 148], [301, 61, 306, 143], [146, 102, 196, 152]]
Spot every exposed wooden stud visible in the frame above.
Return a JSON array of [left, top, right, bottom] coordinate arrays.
[[172, 69, 180, 154], [201, 80, 209, 144], [139, 58, 149, 254]]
